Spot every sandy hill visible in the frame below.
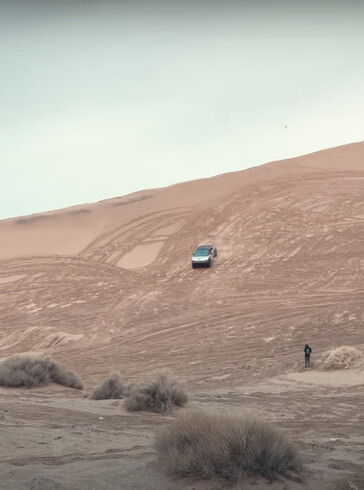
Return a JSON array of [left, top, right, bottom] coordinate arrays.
[[1, 141, 364, 489], [1, 141, 364, 377]]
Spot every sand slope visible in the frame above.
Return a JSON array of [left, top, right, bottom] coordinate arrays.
[[1, 141, 364, 489]]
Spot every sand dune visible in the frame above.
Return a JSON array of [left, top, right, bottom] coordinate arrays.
[[1, 142, 364, 489]]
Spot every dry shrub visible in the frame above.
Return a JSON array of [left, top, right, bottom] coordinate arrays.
[[90, 373, 128, 400], [125, 372, 188, 413], [0, 355, 83, 390], [321, 346, 362, 369], [155, 409, 301, 481]]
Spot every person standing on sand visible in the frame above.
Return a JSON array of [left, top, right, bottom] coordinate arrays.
[[304, 344, 312, 369]]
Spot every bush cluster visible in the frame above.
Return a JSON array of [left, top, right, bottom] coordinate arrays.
[[0, 355, 83, 390], [321, 346, 362, 369], [155, 409, 301, 481], [124, 373, 188, 413], [90, 373, 128, 400]]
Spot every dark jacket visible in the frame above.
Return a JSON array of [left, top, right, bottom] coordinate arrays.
[[304, 345, 312, 357]]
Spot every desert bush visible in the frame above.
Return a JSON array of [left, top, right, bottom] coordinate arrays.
[[321, 346, 362, 369], [155, 409, 301, 481], [124, 372, 188, 413], [0, 355, 83, 390], [90, 373, 128, 400]]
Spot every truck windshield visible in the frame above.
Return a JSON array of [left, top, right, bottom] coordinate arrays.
[[194, 248, 210, 257]]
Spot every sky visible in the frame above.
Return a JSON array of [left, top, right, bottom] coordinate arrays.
[[1, 0, 364, 220]]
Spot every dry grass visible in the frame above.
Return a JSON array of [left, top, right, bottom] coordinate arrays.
[[124, 372, 188, 413], [90, 373, 128, 400], [0, 355, 83, 390], [321, 346, 362, 369], [155, 409, 302, 482]]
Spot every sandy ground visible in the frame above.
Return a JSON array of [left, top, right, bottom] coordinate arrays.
[[1, 368, 364, 490], [1, 142, 364, 489]]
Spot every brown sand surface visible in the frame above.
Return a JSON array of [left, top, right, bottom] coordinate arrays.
[[1, 142, 364, 489]]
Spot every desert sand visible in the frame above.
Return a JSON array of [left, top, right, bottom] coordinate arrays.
[[1, 142, 364, 489]]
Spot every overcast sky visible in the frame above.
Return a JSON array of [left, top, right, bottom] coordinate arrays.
[[1, 0, 364, 220]]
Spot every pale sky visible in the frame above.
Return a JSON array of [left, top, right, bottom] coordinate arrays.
[[1, 0, 364, 220]]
